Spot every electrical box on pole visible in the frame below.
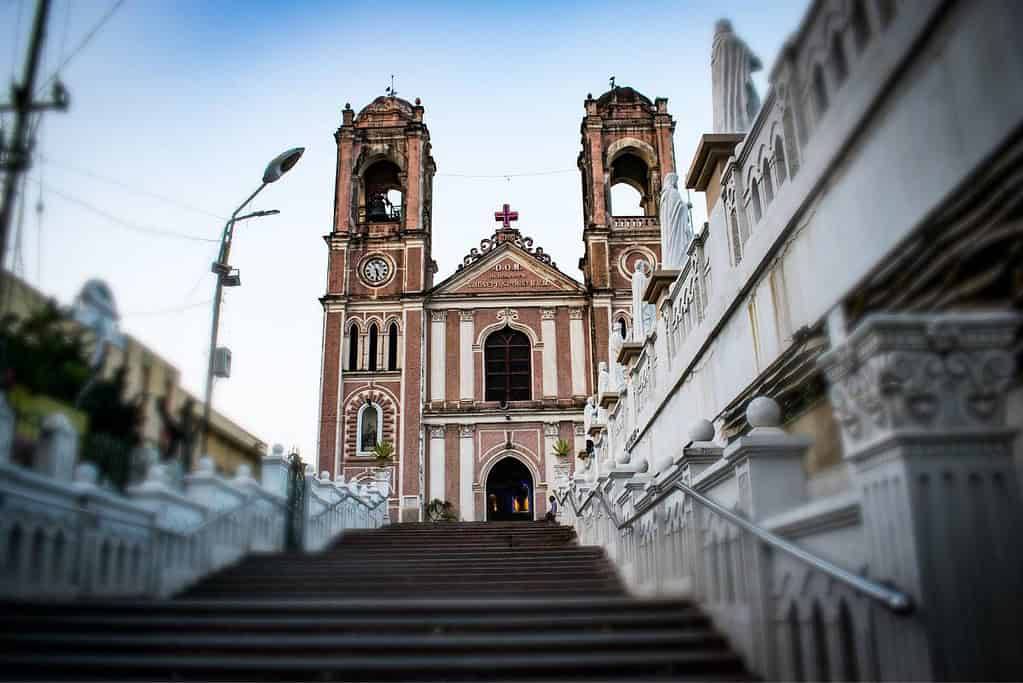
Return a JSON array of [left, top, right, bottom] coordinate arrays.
[[213, 347, 232, 378]]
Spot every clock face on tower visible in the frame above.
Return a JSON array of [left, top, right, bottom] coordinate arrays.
[[361, 256, 391, 285]]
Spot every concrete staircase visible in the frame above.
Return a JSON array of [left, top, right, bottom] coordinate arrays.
[[0, 521, 749, 681]]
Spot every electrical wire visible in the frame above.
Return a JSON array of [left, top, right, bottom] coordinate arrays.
[[36, 0, 126, 96], [39, 155, 227, 220], [123, 298, 212, 318], [436, 168, 576, 179], [31, 177, 220, 244]]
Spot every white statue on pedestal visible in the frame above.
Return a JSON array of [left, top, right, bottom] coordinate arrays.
[[711, 19, 763, 133], [631, 260, 655, 341], [597, 362, 610, 396], [659, 173, 695, 269]]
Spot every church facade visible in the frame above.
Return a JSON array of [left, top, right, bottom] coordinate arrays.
[[316, 88, 674, 521]]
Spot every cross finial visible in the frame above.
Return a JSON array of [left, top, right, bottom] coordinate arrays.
[[385, 74, 398, 97], [609, 75, 615, 90], [494, 203, 519, 230]]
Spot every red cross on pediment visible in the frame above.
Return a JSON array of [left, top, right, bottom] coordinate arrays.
[[494, 203, 519, 229]]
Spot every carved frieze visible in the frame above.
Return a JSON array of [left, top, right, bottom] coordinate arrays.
[[818, 313, 1019, 455]]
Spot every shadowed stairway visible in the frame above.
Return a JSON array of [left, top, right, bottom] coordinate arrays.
[[0, 522, 749, 681]]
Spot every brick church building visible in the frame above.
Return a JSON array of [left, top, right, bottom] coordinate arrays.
[[317, 86, 676, 521]]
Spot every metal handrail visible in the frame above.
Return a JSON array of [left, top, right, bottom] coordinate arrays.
[[673, 480, 913, 614], [555, 481, 913, 614]]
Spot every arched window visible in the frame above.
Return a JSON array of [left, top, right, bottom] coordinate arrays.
[[851, 0, 872, 53], [387, 322, 399, 371], [751, 180, 763, 222], [609, 151, 652, 216], [484, 328, 531, 402], [775, 135, 788, 184], [617, 317, 628, 340], [762, 158, 774, 204], [831, 34, 848, 86], [730, 209, 743, 264], [783, 109, 801, 177], [813, 65, 829, 119], [367, 323, 378, 371], [347, 325, 359, 371], [357, 402, 381, 453], [362, 160, 402, 222]]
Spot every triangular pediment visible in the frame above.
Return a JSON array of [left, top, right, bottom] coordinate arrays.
[[433, 242, 583, 296]]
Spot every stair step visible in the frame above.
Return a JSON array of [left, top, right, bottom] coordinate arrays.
[[0, 609, 710, 634], [0, 649, 747, 681]]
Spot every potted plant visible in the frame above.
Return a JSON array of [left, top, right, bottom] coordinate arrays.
[[551, 438, 572, 458], [372, 442, 395, 467]]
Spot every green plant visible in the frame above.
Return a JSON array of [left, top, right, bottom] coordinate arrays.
[[426, 498, 458, 522], [372, 441, 395, 465], [551, 438, 572, 457]]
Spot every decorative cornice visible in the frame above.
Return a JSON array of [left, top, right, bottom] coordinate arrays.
[[617, 342, 644, 366], [456, 228, 556, 272], [643, 269, 681, 304]]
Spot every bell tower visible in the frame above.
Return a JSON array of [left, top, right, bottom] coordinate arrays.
[[317, 95, 436, 520], [577, 85, 676, 383]]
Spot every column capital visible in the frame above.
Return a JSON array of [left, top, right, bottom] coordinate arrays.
[[543, 422, 560, 437], [428, 425, 446, 439], [430, 311, 447, 323], [541, 308, 557, 320], [458, 424, 475, 438], [458, 310, 475, 322], [818, 312, 1019, 457]]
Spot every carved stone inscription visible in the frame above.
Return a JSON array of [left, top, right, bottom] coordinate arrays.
[[457, 258, 564, 292]]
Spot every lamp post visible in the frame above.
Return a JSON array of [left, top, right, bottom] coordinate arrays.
[[198, 147, 304, 468]]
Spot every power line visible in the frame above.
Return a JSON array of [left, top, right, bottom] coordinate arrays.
[[36, 0, 125, 95], [32, 177, 220, 244], [123, 298, 212, 318], [39, 154, 227, 220], [436, 168, 576, 179]]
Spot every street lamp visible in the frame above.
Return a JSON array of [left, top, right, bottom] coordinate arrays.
[[198, 147, 304, 467]]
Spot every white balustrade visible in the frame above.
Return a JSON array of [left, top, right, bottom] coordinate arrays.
[[0, 418, 390, 600]]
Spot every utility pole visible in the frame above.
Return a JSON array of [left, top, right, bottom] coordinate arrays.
[[0, 0, 69, 275]]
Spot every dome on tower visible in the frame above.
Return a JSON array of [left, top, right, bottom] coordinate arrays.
[[595, 86, 653, 111], [355, 95, 418, 125]]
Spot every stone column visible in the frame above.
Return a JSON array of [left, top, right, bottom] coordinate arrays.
[[34, 413, 78, 481], [428, 426, 446, 504], [569, 308, 587, 397], [541, 309, 558, 399], [458, 311, 475, 402], [429, 312, 446, 402], [458, 425, 475, 521], [543, 423, 559, 485], [819, 312, 1023, 681]]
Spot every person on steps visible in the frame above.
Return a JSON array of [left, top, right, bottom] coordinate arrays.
[[545, 495, 558, 524]]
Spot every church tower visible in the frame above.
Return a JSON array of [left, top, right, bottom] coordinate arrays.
[[577, 86, 676, 377], [317, 95, 436, 519]]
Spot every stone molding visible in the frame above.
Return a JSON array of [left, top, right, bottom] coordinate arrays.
[[818, 312, 1019, 456]]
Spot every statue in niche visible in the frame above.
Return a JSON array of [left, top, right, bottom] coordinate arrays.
[[711, 19, 763, 133], [659, 173, 695, 269], [630, 260, 655, 341]]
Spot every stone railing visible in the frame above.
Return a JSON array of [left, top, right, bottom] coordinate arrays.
[[564, 311, 1023, 681], [304, 468, 389, 552], [0, 397, 389, 600], [611, 216, 659, 230]]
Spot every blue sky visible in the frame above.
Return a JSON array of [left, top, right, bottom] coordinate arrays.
[[0, 0, 806, 458]]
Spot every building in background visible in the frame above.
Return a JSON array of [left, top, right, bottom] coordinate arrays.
[[0, 271, 265, 475]]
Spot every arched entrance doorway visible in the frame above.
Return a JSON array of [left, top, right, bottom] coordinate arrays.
[[485, 457, 534, 521]]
